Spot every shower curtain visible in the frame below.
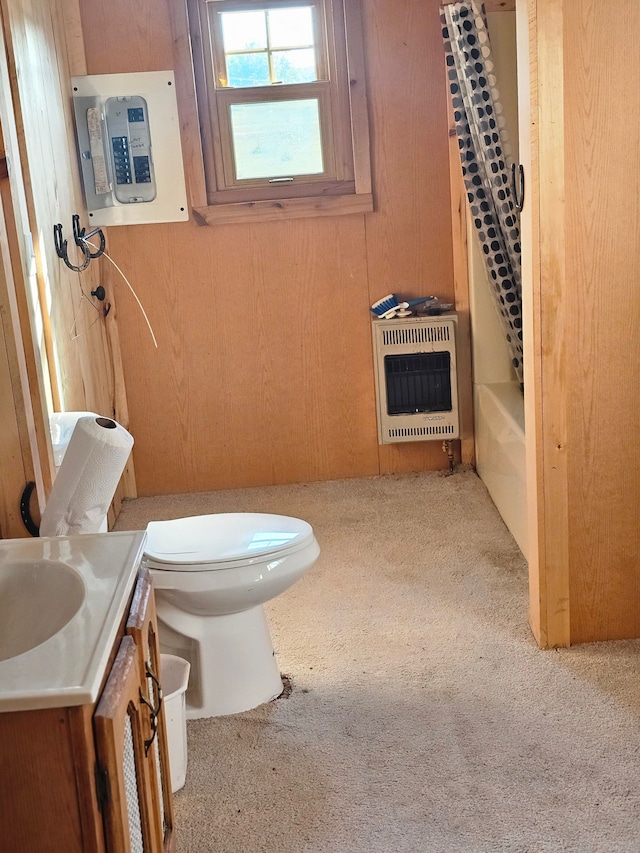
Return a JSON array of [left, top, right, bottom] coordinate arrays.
[[441, 1, 524, 385]]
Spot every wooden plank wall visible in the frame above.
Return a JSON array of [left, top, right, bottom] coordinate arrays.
[[521, 0, 640, 645], [0, 8, 54, 529], [78, 0, 458, 496], [563, 0, 640, 643], [1, 0, 118, 416], [0, 0, 134, 537], [0, 197, 36, 538]]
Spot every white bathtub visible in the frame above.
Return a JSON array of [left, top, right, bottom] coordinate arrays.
[[474, 382, 527, 557]]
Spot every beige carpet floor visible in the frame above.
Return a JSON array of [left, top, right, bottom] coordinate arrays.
[[115, 468, 640, 852]]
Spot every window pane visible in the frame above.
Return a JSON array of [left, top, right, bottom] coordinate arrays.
[[272, 49, 317, 84], [226, 53, 271, 87], [229, 99, 324, 180], [268, 7, 314, 49], [220, 11, 267, 52]]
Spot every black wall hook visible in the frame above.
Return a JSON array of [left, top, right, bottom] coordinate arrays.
[[54, 221, 90, 272], [72, 214, 106, 259], [54, 214, 106, 272]]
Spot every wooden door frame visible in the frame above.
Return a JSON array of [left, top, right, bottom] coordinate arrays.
[[0, 5, 53, 536], [0, 180, 46, 537], [0, 0, 138, 537], [517, 0, 570, 649]]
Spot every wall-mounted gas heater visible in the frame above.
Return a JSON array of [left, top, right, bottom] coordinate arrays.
[[372, 315, 459, 444]]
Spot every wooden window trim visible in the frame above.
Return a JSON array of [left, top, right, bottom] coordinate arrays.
[[182, 0, 372, 225], [213, 83, 339, 191]]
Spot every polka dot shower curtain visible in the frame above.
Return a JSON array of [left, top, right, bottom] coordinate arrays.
[[441, 2, 524, 385]]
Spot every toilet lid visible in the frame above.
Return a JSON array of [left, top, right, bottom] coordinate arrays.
[[144, 513, 314, 569]]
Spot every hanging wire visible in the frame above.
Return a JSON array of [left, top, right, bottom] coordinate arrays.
[[84, 239, 158, 348], [69, 276, 102, 341], [58, 218, 158, 348]]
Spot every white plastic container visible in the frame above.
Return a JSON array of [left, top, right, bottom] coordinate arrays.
[[161, 654, 191, 792]]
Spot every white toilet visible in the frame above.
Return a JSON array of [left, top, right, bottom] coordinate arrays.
[[142, 512, 320, 718]]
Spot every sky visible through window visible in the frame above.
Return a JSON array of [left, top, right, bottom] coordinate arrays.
[[219, 5, 324, 180], [220, 6, 317, 86], [230, 99, 323, 179]]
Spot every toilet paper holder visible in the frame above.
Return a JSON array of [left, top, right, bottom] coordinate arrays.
[[20, 481, 39, 536]]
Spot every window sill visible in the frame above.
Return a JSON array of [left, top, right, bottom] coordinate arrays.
[[192, 192, 373, 226]]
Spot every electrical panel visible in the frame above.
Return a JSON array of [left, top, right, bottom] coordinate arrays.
[[72, 71, 189, 226]]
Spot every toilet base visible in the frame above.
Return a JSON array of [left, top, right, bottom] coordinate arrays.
[[155, 599, 284, 718]]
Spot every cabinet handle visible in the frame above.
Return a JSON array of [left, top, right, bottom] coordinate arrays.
[[140, 663, 164, 756], [511, 162, 525, 212], [139, 679, 161, 716], [140, 687, 163, 756], [145, 663, 163, 715], [144, 706, 159, 756]]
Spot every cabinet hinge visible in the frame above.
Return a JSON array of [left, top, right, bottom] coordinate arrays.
[[95, 763, 111, 810]]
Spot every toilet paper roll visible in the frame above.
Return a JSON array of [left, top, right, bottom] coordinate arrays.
[[39, 416, 134, 537]]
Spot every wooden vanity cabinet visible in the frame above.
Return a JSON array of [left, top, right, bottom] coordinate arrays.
[[0, 568, 175, 852], [124, 568, 175, 850], [94, 635, 158, 853]]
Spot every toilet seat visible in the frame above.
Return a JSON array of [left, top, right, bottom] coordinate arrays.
[[143, 512, 315, 572]]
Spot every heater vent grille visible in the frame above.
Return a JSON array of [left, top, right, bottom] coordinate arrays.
[[372, 315, 459, 444], [387, 424, 457, 439], [382, 325, 451, 348]]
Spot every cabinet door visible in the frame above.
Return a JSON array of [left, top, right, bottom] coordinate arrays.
[[94, 635, 157, 853], [126, 569, 175, 851]]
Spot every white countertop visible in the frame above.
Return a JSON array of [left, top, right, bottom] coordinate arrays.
[[0, 530, 146, 712]]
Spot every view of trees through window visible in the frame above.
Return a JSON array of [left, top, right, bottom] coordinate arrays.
[[219, 6, 318, 87], [230, 98, 323, 179], [226, 50, 316, 87], [215, 6, 323, 178]]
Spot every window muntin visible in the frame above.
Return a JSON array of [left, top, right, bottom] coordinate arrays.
[[215, 6, 321, 87]]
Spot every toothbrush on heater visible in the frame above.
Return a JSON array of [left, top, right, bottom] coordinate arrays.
[[370, 294, 436, 319]]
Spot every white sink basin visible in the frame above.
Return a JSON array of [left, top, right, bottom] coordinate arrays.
[[0, 560, 86, 662], [0, 531, 146, 712]]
